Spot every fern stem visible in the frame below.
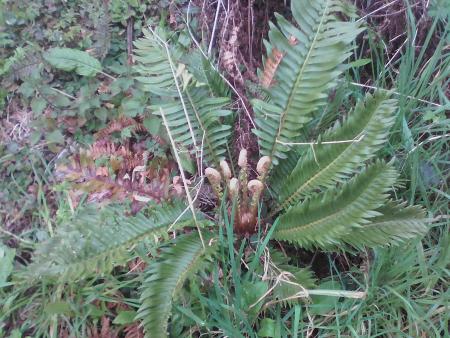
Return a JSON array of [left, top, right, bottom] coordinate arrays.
[[347, 81, 443, 108]]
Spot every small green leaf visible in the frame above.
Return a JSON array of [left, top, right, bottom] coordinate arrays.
[[109, 78, 133, 95], [143, 116, 161, 135], [127, 0, 139, 7], [52, 94, 72, 107], [85, 304, 105, 319], [401, 117, 414, 152], [44, 48, 102, 77], [177, 146, 196, 175], [30, 131, 42, 145], [18, 82, 35, 98], [347, 58, 371, 68], [44, 301, 71, 316], [113, 310, 137, 325], [121, 95, 145, 117], [46, 130, 65, 144], [31, 97, 47, 114], [257, 318, 276, 337], [242, 281, 269, 321], [94, 108, 108, 122], [9, 329, 22, 338], [0, 245, 15, 284]]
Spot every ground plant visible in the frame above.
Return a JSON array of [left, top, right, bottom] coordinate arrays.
[[1, 0, 449, 337]]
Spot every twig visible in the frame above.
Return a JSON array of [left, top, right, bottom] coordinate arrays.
[[208, 0, 222, 56], [276, 133, 365, 146], [347, 81, 444, 108], [160, 107, 205, 249], [357, 0, 400, 22], [385, 38, 409, 69], [185, 2, 256, 129], [49, 87, 76, 100], [408, 134, 450, 154], [265, 289, 366, 308], [248, 0, 254, 64], [249, 271, 299, 309], [99, 71, 117, 81], [127, 15, 134, 65], [0, 227, 34, 245]]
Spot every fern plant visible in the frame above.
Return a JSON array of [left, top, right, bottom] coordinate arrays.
[[22, 1, 429, 337]]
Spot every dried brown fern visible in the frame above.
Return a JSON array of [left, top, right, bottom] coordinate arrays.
[[56, 142, 172, 208], [260, 48, 284, 89], [87, 317, 119, 338], [123, 324, 145, 338], [95, 117, 146, 140]]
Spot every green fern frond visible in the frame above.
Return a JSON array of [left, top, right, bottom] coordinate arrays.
[[339, 201, 428, 249], [252, 0, 364, 165], [25, 201, 203, 281], [134, 28, 233, 167], [184, 50, 230, 98], [272, 161, 398, 249], [134, 28, 182, 97], [157, 87, 232, 166], [137, 232, 216, 338], [278, 92, 397, 210], [269, 149, 302, 197]]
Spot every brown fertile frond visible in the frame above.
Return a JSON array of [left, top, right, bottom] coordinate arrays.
[[95, 116, 146, 140], [260, 48, 284, 89]]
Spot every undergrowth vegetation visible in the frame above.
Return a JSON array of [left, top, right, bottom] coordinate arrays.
[[1, 0, 449, 337]]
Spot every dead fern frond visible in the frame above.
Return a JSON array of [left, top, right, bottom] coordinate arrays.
[[89, 140, 123, 158], [95, 117, 146, 140], [56, 141, 172, 208], [87, 317, 118, 338], [260, 48, 284, 89], [124, 323, 145, 338]]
